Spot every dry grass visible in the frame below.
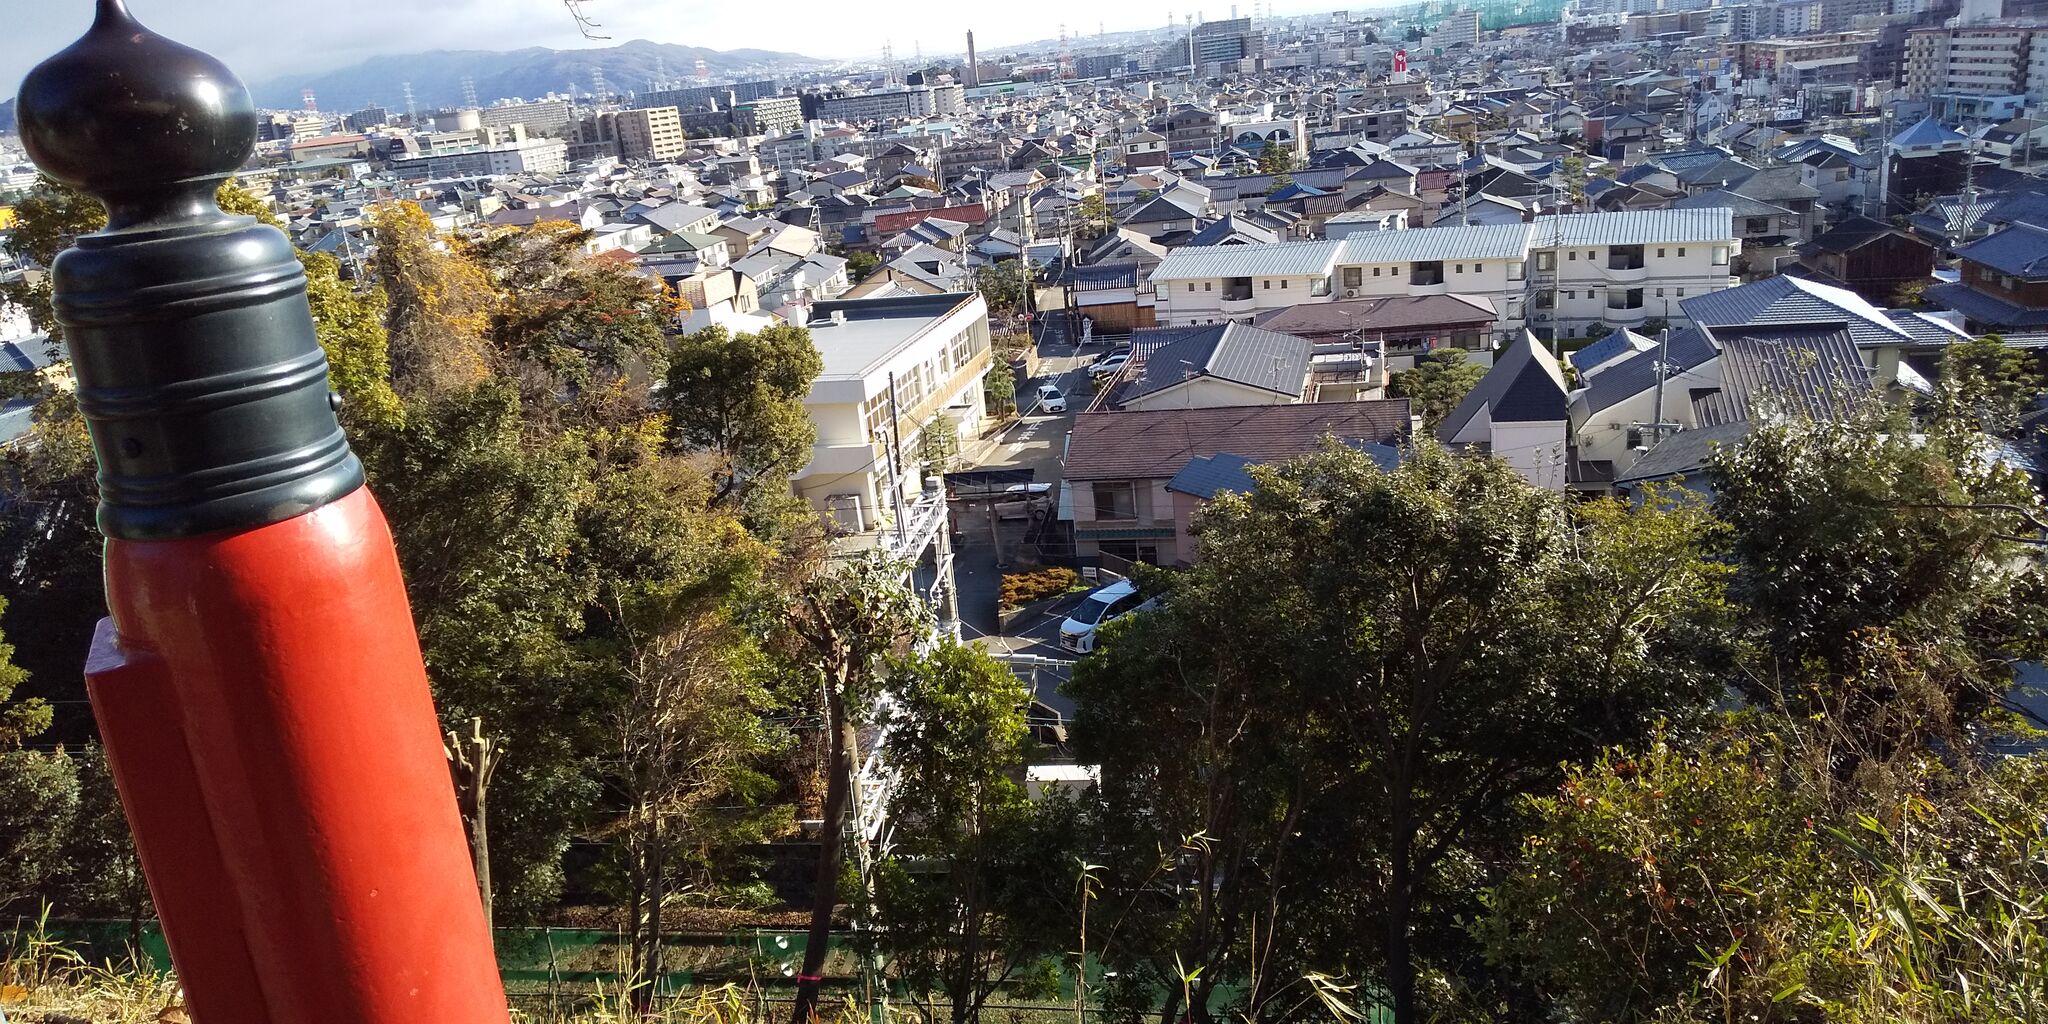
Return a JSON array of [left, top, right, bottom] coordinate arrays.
[[0, 907, 183, 1024]]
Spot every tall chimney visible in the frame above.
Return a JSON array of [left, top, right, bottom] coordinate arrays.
[[966, 30, 979, 86]]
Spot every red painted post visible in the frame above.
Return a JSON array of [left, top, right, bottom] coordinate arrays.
[[15, 4, 509, 1023]]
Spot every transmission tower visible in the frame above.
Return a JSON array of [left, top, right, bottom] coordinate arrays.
[[592, 68, 608, 102], [401, 81, 416, 120], [653, 57, 669, 89], [461, 76, 478, 109], [880, 40, 894, 85], [301, 88, 317, 113]]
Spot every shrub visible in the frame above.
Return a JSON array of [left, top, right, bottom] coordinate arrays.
[[1000, 568, 1079, 608]]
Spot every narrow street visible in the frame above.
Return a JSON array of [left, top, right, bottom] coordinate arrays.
[[951, 319, 1111, 716]]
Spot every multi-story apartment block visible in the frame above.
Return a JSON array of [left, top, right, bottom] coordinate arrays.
[[386, 136, 568, 178], [1149, 209, 1742, 342], [794, 293, 992, 528], [813, 84, 964, 123], [578, 108, 688, 162], [479, 99, 576, 137], [640, 81, 782, 110], [733, 96, 802, 136], [1903, 25, 2048, 105], [1434, 8, 1484, 48]]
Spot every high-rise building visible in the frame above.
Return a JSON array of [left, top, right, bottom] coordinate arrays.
[[1192, 17, 1260, 62], [1903, 24, 2048, 104], [580, 107, 689, 161], [1434, 8, 1483, 48], [638, 81, 781, 111], [478, 99, 577, 138]]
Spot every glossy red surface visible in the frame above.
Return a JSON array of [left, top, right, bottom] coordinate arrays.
[[94, 487, 507, 1024]]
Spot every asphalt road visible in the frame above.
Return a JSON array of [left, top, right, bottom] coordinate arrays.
[[949, 321, 1116, 718]]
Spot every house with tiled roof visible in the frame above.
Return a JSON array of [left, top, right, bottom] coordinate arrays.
[[1108, 322, 1313, 411], [1926, 221, 2048, 333], [1062, 400, 1411, 565], [1436, 332, 1571, 489]]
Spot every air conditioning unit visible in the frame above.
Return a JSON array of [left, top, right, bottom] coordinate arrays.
[[1344, 288, 1360, 298]]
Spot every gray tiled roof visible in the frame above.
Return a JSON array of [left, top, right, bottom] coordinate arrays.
[[1955, 221, 2048, 279], [1694, 323, 1874, 427], [1577, 327, 1718, 416], [1537, 207, 1736, 247], [1437, 331, 1567, 441], [1124, 322, 1313, 403], [1678, 275, 1912, 349], [1614, 420, 1751, 484]]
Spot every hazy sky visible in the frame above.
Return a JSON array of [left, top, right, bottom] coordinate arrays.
[[4, 0, 1291, 96]]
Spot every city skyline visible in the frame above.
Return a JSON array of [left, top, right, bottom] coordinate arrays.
[[4, 0, 1338, 103]]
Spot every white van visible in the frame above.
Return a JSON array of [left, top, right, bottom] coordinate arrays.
[[1057, 579, 1156, 654]]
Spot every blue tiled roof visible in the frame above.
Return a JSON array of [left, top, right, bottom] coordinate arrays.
[[1570, 329, 1653, 373], [1165, 452, 1264, 498], [1955, 221, 2048, 278]]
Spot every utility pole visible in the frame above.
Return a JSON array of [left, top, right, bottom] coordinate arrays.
[[885, 372, 909, 545]]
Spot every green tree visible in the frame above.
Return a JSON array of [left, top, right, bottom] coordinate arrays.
[[973, 261, 1033, 320], [1075, 194, 1114, 239], [0, 749, 79, 910], [983, 361, 1017, 415], [1256, 145, 1298, 176], [1388, 348, 1488, 430], [1478, 722, 1838, 1023], [367, 380, 596, 917], [1067, 441, 1729, 1024], [916, 413, 963, 478], [781, 553, 933, 1024], [1934, 333, 2044, 434], [1707, 407, 2048, 767], [870, 640, 1071, 1024], [0, 175, 104, 357], [661, 323, 824, 507], [846, 249, 882, 282]]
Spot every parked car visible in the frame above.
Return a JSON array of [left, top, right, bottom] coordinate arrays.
[[1035, 383, 1068, 413], [993, 482, 1053, 520], [1091, 350, 1132, 378], [1058, 578, 1158, 654]]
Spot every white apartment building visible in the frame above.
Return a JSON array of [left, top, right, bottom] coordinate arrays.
[[794, 292, 993, 530], [1148, 209, 1741, 340], [816, 84, 965, 123], [1903, 26, 2048, 105], [386, 136, 568, 178]]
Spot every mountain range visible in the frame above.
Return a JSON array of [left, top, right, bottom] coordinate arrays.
[[249, 39, 829, 115]]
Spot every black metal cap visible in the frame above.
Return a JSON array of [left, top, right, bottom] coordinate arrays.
[[15, 0, 364, 540]]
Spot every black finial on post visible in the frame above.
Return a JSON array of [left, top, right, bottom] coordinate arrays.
[[15, 1, 364, 539]]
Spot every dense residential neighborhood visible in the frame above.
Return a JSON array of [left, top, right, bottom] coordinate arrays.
[[7, 0, 2048, 1020]]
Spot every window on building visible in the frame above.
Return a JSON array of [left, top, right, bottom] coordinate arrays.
[[1509, 262, 1525, 281], [1677, 287, 1686, 296], [1678, 247, 1687, 257], [1205, 282, 1213, 291], [1536, 251, 1555, 270], [1568, 250, 1578, 260], [1281, 280, 1289, 289], [1263, 280, 1271, 290], [1657, 247, 1667, 258], [1565, 290, 1575, 299], [1094, 482, 1137, 521], [1343, 267, 1362, 288], [1713, 247, 1729, 266], [1373, 267, 1382, 277], [1655, 287, 1665, 297]]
